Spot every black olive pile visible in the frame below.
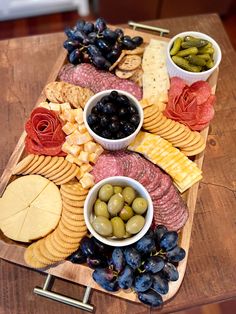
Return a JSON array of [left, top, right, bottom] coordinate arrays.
[[63, 18, 143, 70], [87, 90, 140, 139]]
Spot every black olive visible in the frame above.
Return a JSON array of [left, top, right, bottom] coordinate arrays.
[[128, 105, 138, 115], [110, 90, 118, 99], [117, 95, 129, 106], [100, 96, 110, 104], [123, 122, 136, 135], [130, 114, 140, 126], [132, 36, 143, 47], [109, 121, 120, 133], [91, 106, 99, 114], [118, 107, 128, 118], [101, 129, 112, 139], [116, 131, 126, 139], [87, 114, 99, 126], [95, 101, 104, 113], [104, 102, 117, 114], [110, 115, 119, 122], [92, 125, 103, 135], [100, 115, 110, 128]]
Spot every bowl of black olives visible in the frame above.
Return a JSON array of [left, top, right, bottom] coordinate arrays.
[[84, 176, 153, 247], [83, 90, 143, 150]]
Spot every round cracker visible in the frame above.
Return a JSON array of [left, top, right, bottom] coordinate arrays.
[[60, 189, 87, 201], [61, 180, 88, 195], [34, 156, 52, 174], [175, 131, 196, 148], [145, 115, 167, 130], [171, 129, 192, 145], [61, 217, 86, 232], [118, 55, 141, 71], [45, 159, 68, 178], [48, 162, 72, 181], [181, 143, 206, 156], [63, 202, 84, 214], [62, 208, 85, 221], [54, 164, 77, 183], [154, 118, 173, 132], [44, 82, 60, 103], [42, 157, 64, 176], [182, 131, 202, 147], [39, 156, 59, 175], [62, 196, 85, 207], [143, 113, 164, 128], [55, 167, 80, 185], [55, 227, 85, 244], [24, 242, 48, 268], [33, 238, 54, 266], [109, 51, 126, 71], [23, 155, 45, 175], [62, 213, 86, 227], [45, 233, 78, 255], [65, 85, 79, 108], [13, 154, 35, 175], [143, 105, 159, 118], [143, 110, 162, 123], [115, 68, 135, 79], [164, 123, 186, 140], [58, 220, 87, 238], [157, 121, 181, 137]]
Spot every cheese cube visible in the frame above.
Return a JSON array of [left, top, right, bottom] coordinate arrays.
[[89, 152, 100, 164], [65, 154, 75, 164], [78, 124, 87, 133], [79, 163, 93, 178], [73, 157, 83, 166], [74, 108, 84, 125], [66, 130, 80, 145], [60, 102, 71, 111], [62, 122, 77, 135], [62, 142, 81, 156], [49, 102, 61, 113], [78, 151, 89, 163], [84, 141, 97, 153], [95, 145, 104, 156], [63, 109, 75, 123], [75, 132, 93, 145], [80, 173, 95, 189], [38, 102, 50, 109]]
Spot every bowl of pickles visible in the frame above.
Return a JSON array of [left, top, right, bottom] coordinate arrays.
[[166, 31, 222, 84], [84, 176, 153, 247]]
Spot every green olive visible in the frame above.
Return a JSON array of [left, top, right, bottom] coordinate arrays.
[[111, 217, 125, 238], [98, 184, 114, 202], [132, 197, 148, 214], [107, 193, 124, 216], [94, 199, 110, 218], [119, 205, 134, 221], [123, 231, 132, 238], [114, 186, 123, 194], [122, 186, 136, 205], [126, 215, 145, 234], [92, 216, 112, 236]]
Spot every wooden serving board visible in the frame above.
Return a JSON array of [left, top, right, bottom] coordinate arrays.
[[0, 28, 218, 304]]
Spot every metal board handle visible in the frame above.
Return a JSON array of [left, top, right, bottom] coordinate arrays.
[[34, 274, 94, 312], [128, 21, 170, 36]]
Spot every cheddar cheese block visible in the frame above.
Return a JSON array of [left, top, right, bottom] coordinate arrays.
[[0, 175, 62, 242]]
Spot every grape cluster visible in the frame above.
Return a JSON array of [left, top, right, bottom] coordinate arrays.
[[68, 225, 186, 308], [63, 18, 143, 70]]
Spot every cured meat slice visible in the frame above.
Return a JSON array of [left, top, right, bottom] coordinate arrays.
[[164, 77, 216, 131], [25, 108, 66, 156], [59, 63, 142, 100], [92, 150, 188, 231]]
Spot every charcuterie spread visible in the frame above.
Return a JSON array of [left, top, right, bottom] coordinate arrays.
[[0, 18, 221, 308]]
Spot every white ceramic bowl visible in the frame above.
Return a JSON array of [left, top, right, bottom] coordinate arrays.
[[83, 89, 143, 150], [166, 31, 222, 84], [84, 176, 153, 247]]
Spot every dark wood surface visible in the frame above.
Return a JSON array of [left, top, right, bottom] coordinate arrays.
[[0, 14, 236, 314]]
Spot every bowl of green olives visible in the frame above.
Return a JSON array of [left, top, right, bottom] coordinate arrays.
[[166, 31, 221, 84], [83, 89, 143, 150], [84, 176, 153, 246]]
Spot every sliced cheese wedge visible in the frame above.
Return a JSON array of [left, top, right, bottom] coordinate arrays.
[[0, 175, 62, 242]]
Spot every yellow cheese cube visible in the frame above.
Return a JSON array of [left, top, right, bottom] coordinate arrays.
[[77, 163, 93, 179], [66, 130, 80, 145], [49, 102, 61, 112], [84, 141, 97, 153], [78, 151, 89, 163], [63, 143, 81, 156], [80, 173, 95, 189], [60, 102, 71, 111], [62, 122, 77, 135], [74, 108, 84, 125], [78, 124, 87, 133], [38, 102, 50, 110], [65, 154, 75, 164], [73, 157, 83, 166], [75, 132, 93, 145], [63, 109, 75, 123], [95, 145, 104, 156], [89, 152, 100, 164]]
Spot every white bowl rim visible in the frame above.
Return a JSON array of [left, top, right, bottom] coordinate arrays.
[[167, 31, 222, 76], [84, 176, 154, 247], [83, 89, 144, 144]]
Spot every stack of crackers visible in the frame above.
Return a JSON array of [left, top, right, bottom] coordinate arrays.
[[109, 47, 145, 87], [142, 103, 206, 156], [24, 179, 88, 268], [44, 81, 94, 109]]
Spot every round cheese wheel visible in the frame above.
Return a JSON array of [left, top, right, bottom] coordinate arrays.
[[0, 175, 62, 242]]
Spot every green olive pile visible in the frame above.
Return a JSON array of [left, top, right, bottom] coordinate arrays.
[[170, 36, 215, 72], [91, 184, 148, 239]]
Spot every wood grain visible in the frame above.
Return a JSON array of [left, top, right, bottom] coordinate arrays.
[[0, 13, 236, 314]]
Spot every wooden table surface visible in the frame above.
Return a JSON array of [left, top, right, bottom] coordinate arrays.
[[0, 13, 236, 314]]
